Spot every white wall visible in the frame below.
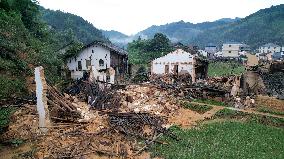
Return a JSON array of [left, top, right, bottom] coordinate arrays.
[[222, 44, 241, 57], [198, 50, 208, 57], [259, 46, 281, 54], [152, 49, 195, 79], [66, 44, 111, 81]]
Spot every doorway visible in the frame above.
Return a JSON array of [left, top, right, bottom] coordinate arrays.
[[173, 65, 179, 74], [165, 65, 169, 74]]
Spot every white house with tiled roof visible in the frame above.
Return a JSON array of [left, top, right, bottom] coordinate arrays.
[[66, 41, 128, 83]]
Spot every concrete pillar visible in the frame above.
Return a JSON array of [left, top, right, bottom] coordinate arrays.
[[35, 66, 50, 133]]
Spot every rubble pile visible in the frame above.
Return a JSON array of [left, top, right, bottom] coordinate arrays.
[[117, 84, 179, 115], [3, 82, 181, 158], [66, 80, 122, 110], [47, 85, 81, 122], [261, 72, 284, 99]]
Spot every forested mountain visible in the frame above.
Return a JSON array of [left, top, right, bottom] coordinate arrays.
[[102, 30, 128, 39], [103, 18, 240, 47], [134, 19, 239, 43], [41, 8, 108, 45], [106, 5, 284, 49], [193, 5, 284, 49], [101, 30, 132, 48]]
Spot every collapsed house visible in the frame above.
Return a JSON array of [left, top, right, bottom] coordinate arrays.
[[151, 49, 208, 83], [66, 41, 128, 84]]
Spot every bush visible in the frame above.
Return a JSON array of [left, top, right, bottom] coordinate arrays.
[[0, 75, 27, 100], [0, 107, 16, 133]]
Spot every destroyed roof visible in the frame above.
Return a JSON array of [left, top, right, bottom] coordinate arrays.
[[153, 49, 195, 61], [82, 41, 128, 55], [261, 43, 280, 48]]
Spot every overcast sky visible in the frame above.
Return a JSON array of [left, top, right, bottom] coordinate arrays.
[[38, 0, 284, 35]]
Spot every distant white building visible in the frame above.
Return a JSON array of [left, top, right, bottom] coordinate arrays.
[[222, 42, 250, 58], [205, 44, 217, 58], [198, 50, 208, 57], [205, 44, 218, 56], [151, 49, 208, 83], [214, 51, 223, 57], [259, 43, 281, 54], [66, 41, 128, 84]]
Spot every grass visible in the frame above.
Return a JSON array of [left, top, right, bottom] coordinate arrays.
[[257, 106, 284, 116], [182, 102, 213, 114], [150, 121, 284, 159], [214, 108, 284, 128], [193, 98, 228, 107], [208, 61, 245, 77], [213, 108, 249, 118]]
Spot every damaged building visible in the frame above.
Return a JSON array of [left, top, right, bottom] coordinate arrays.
[[151, 49, 208, 83], [66, 41, 128, 84]]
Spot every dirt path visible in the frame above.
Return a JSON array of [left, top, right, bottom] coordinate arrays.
[[190, 101, 284, 119], [168, 105, 224, 129]]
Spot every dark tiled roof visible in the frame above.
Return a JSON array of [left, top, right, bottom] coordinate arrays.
[[82, 41, 128, 55]]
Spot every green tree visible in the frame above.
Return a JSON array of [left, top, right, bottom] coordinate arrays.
[[127, 33, 173, 65]]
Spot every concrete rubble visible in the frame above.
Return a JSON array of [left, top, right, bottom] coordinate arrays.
[[1, 62, 283, 158]]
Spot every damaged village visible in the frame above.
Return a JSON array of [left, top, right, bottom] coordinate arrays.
[[0, 0, 284, 159]]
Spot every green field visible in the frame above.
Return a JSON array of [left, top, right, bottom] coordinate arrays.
[[150, 121, 284, 159], [208, 61, 245, 77]]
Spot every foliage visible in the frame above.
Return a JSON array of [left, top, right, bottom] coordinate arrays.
[[0, 75, 27, 99], [0, 0, 66, 99], [182, 102, 213, 114], [41, 7, 108, 45], [131, 66, 149, 83], [127, 33, 173, 65], [150, 121, 284, 159], [0, 107, 16, 133], [61, 42, 84, 60], [208, 61, 245, 77]]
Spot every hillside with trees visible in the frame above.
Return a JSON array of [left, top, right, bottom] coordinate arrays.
[[0, 0, 64, 99], [193, 4, 284, 48], [101, 30, 132, 48], [41, 8, 108, 45], [106, 4, 284, 49], [134, 19, 239, 43]]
